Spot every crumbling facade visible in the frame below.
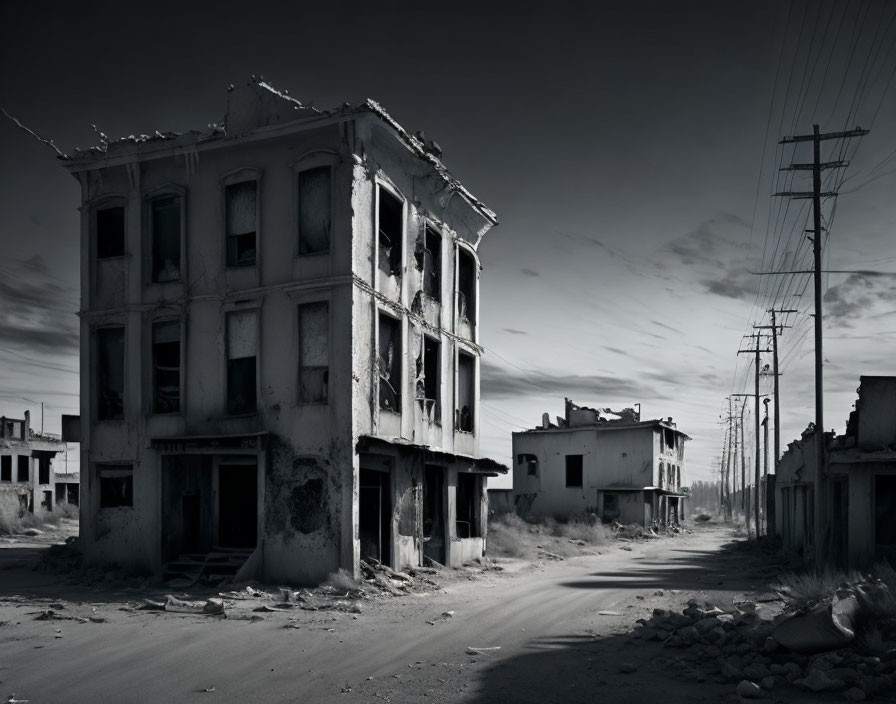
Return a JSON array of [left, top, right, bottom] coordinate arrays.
[[776, 376, 896, 568], [64, 79, 506, 584], [0, 411, 72, 518], [511, 399, 689, 526]]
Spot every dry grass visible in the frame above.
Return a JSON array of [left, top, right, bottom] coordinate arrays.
[[487, 512, 609, 558], [777, 567, 862, 607], [486, 513, 530, 557], [325, 568, 361, 592]]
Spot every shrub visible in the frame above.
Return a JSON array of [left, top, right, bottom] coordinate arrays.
[[486, 514, 527, 557], [325, 568, 360, 592], [777, 567, 861, 607]]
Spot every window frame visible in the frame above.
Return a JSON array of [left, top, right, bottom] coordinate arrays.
[[292, 150, 337, 258], [150, 317, 184, 415], [224, 307, 260, 417], [297, 299, 331, 405], [377, 310, 403, 414], [92, 199, 127, 261], [375, 180, 405, 280], [96, 463, 134, 509], [565, 454, 584, 488], [222, 168, 262, 270], [455, 349, 476, 434], [144, 184, 186, 286], [94, 324, 126, 422]]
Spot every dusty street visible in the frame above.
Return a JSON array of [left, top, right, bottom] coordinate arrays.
[[0, 524, 849, 703]]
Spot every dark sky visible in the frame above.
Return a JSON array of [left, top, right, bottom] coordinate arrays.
[[2, 1, 895, 482]]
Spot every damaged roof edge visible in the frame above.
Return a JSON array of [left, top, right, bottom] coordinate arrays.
[[356, 435, 509, 475]]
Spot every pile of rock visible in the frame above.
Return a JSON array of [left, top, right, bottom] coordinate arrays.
[[632, 599, 896, 700]]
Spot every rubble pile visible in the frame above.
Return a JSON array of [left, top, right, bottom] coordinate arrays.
[[633, 597, 896, 700]]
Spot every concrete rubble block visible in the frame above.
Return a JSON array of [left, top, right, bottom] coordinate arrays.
[[759, 676, 775, 690], [678, 626, 700, 643], [825, 667, 861, 685], [795, 668, 846, 692], [695, 616, 722, 633], [735, 680, 762, 699], [772, 596, 859, 654], [719, 659, 744, 681], [742, 663, 770, 681], [843, 687, 866, 701]]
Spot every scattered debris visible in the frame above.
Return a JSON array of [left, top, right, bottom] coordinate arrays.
[[466, 646, 500, 655]]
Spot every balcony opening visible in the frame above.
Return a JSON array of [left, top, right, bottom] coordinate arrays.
[[457, 247, 476, 324]]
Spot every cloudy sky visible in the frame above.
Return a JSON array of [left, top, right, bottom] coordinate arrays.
[[2, 1, 895, 486]]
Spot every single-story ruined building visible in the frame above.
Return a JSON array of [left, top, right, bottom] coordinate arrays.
[[776, 376, 896, 568], [512, 399, 689, 526], [63, 78, 507, 584]]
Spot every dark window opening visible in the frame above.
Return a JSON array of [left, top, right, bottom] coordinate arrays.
[[218, 464, 258, 548], [416, 336, 440, 423], [456, 352, 475, 432], [150, 196, 181, 282], [603, 493, 620, 522], [875, 475, 896, 560], [378, 313, 402, 412], [456, 472, 480, 538], [423, 465, 445, 565], [67, 484, 79, 506], [518, 453, 538, 477], [41, 490, 52, 511], [97, 326, 125, 420], [37, 455, 50, 484], [17, 455, 29, 482], [153, 321, 180, 413], [225, 180, 257, 267], [1, 456, 11, 482], [359, 468, 391, 565], [565, 455, 583, 488], [415, 225, 441, 301], [457, 248, 476, 324], [99, 465, 133, 508], [298, 166, 331, 255], [299, 301, 329, 403], [227, 311, 257, 415], [55, 483, 65, 504], [377, 187, 403, 278], [96, 206, 125, 259], [663, 427, 676, 451]]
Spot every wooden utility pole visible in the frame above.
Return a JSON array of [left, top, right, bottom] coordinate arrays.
[[740, 399, 747, 515], [767, 308, 797, 473], [762, 398, 770, 535], [735, 335, 770, 540], [777, 125, 868, 564]]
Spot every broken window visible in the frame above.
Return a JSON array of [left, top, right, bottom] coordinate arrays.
[[298, 166, 331, 255], [150, 196, 181, 282], [456, 352, 475, 432], [0, 456, 10, 482], [37, 455, 50, 484], [17, 456, 29, 482], [415, 335, 440, 422], [663, 427, 676, 451], [377, 187, 403, 278], [378, 313, 402, 412], [227, 310, 257, 415], [96, 326, 125, 420], [225, 180, 257, 267], [565, 455, 583, 488], [152, 321, 180, 414], [457, 247, 476, 324], [96, 206, 125, 259], [298, 301, 329, 403], [415, 225, 441, 301], [517, 453, 538, 477], [456, 472, 480, 538], [98, 464, 133, 508]]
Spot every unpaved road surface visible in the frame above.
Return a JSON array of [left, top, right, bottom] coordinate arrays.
[[0, 524, 831, 703]]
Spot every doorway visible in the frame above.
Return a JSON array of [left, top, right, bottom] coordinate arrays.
[[360, 468, 391, 565], [218, 464, 258, 548], [423, 465, 445, 564]]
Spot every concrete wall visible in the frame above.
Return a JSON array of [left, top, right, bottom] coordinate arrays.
[[856, 377, 896, 450]]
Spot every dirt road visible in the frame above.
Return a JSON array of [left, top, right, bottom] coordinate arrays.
[[0, 524, 821, 703]]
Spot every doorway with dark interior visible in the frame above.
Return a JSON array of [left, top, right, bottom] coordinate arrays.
[[360, 467, 391, 566], [218, 463, 258, 549], [423, 465, 445, 564]]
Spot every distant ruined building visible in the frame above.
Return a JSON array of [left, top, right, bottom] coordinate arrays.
[[62, 78, 507, 584], [511, 398, 689, 526]]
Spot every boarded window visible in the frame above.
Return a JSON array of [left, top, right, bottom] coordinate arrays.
[[457, 248, 476, 323], [17, 455, 29, 482], [456, 352, 475, 432], [227, 311, 257, 415], [298, 167, 331, 255], [153, 321, 180, 413], [150, 196, 181, 282], [565, 455, 583, 487], [299, 301, 329, 403], [456, 473, 480, 538], [225, 181, 257, 267], [98, 464, 133, 508], [377, 187, 403, 277], [97, 326, 125, 420], [378, 313, 402, 412], [96, 206, 125, 259], [0, 455, 10, 482]]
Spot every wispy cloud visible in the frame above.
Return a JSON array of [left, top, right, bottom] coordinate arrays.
[[0, 255, 79, 355], [503, 328, 528, 336], [481, 360, 666, 401], [823, 272, 896, 326], [521, 268, 540, 277]]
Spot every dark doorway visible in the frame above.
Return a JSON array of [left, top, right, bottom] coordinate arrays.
[[456, 473, 480, 538], [423, 465, 445, 564], [182, 493, 201, 554], [218, 464, 258, 548], [875, 475, 896, 561], [360, 468, 391, 565]]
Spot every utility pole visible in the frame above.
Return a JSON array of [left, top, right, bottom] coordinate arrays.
[[732, 393, 769, 530], [740, 399, 747, 516], [725, 397, 734, 519], [777, 124, 868, 565], [767, 308, 797, 473], [762, 398, 770, 535], [736, 334, 770, 540]]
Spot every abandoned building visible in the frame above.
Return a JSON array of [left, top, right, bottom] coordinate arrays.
[[511, 399, 689, 525], [63, 78, 507, 584], [775, 376, 896, 568], [0, 410, 72, 518]]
